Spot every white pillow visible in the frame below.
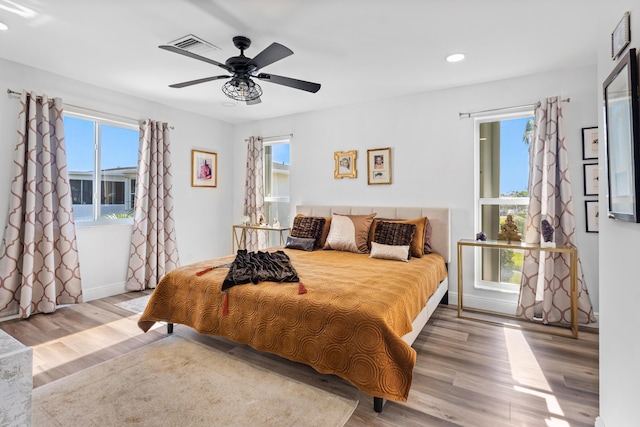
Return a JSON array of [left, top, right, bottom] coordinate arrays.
[[324, 213, 375, 253], [369, 242, 410, 262]]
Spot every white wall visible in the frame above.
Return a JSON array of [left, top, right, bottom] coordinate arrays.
[[597, 2, 640, 426], [0, 58, 234, 302], [232, 65, 600, 315]]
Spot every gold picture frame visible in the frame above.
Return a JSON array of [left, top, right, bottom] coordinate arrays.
[[191, 149, 217, 187], [367, 147, 391, 185], [334, 150, 357, 179]]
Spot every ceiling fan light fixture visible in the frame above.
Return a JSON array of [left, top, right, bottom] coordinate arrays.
[[222, 79, 263, 101]]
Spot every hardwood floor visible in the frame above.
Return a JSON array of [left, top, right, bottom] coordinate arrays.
[[0, 292, 599, 426]]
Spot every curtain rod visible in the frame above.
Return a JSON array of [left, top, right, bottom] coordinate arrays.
[[246, 133, 293, 142], [459, 97, 570, 119], [6, 88, 173, 128]]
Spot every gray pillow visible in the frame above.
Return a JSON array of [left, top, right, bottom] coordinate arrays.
[[285, 236, 316, 251]]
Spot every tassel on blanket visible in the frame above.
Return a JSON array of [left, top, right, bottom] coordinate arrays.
[[196, 267, 214, 276], [298, 282, 308, 295], [221, 292, 229, 316]]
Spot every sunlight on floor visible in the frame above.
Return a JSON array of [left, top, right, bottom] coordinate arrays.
[[504, 328, 551, 391], [504, 328, 567, 421], [31, 314, 164, 375]]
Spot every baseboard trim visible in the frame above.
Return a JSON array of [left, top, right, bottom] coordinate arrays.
[[448, 291, 517, 315], [82, 282, 127, 302]]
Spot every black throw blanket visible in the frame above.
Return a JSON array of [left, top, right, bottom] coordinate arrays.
[[222, 250, 299, 291]]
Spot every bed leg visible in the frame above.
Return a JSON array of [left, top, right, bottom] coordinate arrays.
[[373, 397, 384, 413], [167, 323, 174, 334], [440, 290, 449, 305]]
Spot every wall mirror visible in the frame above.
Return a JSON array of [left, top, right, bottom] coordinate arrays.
[[603, 48, 640, 222]]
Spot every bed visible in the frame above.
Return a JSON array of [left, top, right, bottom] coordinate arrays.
[[138, 205, 451, 412]]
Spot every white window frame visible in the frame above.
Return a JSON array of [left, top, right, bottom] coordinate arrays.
[[474, 111, 533, 294], [263, 136, 291, 207], [262, 136, 291, 248], [64, 109, 139, 227]]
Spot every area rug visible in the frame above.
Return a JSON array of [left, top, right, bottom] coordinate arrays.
[[114, 294, 151, 314], [33, 335, 358, 427]]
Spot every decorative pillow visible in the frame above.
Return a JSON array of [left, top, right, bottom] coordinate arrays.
[[290, 216, 326, 250], [369, 217, 427, 258], [423, 219, 433, 254], [318, 217, 332, 248], [285, 235, 316, 252], [295, 214, 332, 248], [324, 213, 376, 253], [373, 221, 416, 260], [369, 242, 410, 262]]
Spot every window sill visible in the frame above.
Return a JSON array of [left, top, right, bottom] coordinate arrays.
[[74, 219, 134, 228], [474, 281, 520, 295]]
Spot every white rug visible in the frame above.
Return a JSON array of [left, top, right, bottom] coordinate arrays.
[[33, 335, 358, 427], [115, 295, 151, 314]]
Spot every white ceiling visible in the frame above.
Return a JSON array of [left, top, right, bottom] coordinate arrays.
[[0, 0, 599, 124]]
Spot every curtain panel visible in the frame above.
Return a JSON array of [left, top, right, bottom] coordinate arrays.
[[517, 96, 595, 324], [0, 91, 82, 318], [243, 136, 266, 251], [126, 120, 179, 291]]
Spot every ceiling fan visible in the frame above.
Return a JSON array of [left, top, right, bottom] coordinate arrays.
[[159, 36, 321, 105]]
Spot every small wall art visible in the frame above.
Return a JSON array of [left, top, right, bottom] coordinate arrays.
[[585, 200, 599, 233], [192, 149, 217, 187], [334, 150, 357, 179], [582, 127, 599, 160], [611, 11, 630, 60], [583, 163, 599, 196], [367, 147, 392, 185]]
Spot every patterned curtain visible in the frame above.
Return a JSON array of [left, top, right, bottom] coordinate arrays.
[[126, 120, 179, 291], [243, 136, 266, 251], [517, 96, 595, 324], [0, 91, 82, 318]]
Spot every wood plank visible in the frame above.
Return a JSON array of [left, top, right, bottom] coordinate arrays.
[[0, 296, 599, 427]]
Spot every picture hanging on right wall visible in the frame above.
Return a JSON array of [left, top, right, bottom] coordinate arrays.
[[585, 200, 599, 233], [583, 163, 599, 196], [582, 127, 599, 160]]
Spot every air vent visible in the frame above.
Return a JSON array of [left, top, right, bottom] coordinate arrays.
[[167, 34, 221, 55]]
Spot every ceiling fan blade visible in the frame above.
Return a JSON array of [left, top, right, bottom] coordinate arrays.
[[256, 73, 321, 93], [169, 75, 230, 88], [159, 45, 233, 73], [247, 43, 293, 71], [246, 97, 262, 106]]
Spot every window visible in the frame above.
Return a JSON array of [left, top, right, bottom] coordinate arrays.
[[263, 137, 290, 245], [476, 114, 534, 292], [64, 113, 139, 223]]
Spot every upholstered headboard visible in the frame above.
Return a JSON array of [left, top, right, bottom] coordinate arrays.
[[295, 205, 451, 263]]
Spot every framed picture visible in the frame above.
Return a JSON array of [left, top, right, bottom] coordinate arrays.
[[334, 150, 357, 179], [583, 163, 599, 196], [603, 48, 640, 222], [191, 149, 217, 187], [581, 127, 599, 160], [611, 11, 630, 60], [585, 200, 599, 233], [367, 147, 392, 185]]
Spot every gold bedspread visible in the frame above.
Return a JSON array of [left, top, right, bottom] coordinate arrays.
[[138, 248, 447, 401]]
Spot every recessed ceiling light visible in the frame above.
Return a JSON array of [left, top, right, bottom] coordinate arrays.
[[0, 22, 9, 31], [446, 53, 465, 63]]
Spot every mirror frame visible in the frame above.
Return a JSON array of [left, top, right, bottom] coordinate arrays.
[[603, 48, 640, 222]]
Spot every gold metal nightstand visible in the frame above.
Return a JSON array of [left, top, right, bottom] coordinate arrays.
[[232, 225, 291, 252], [457, 239, 579, 338]]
